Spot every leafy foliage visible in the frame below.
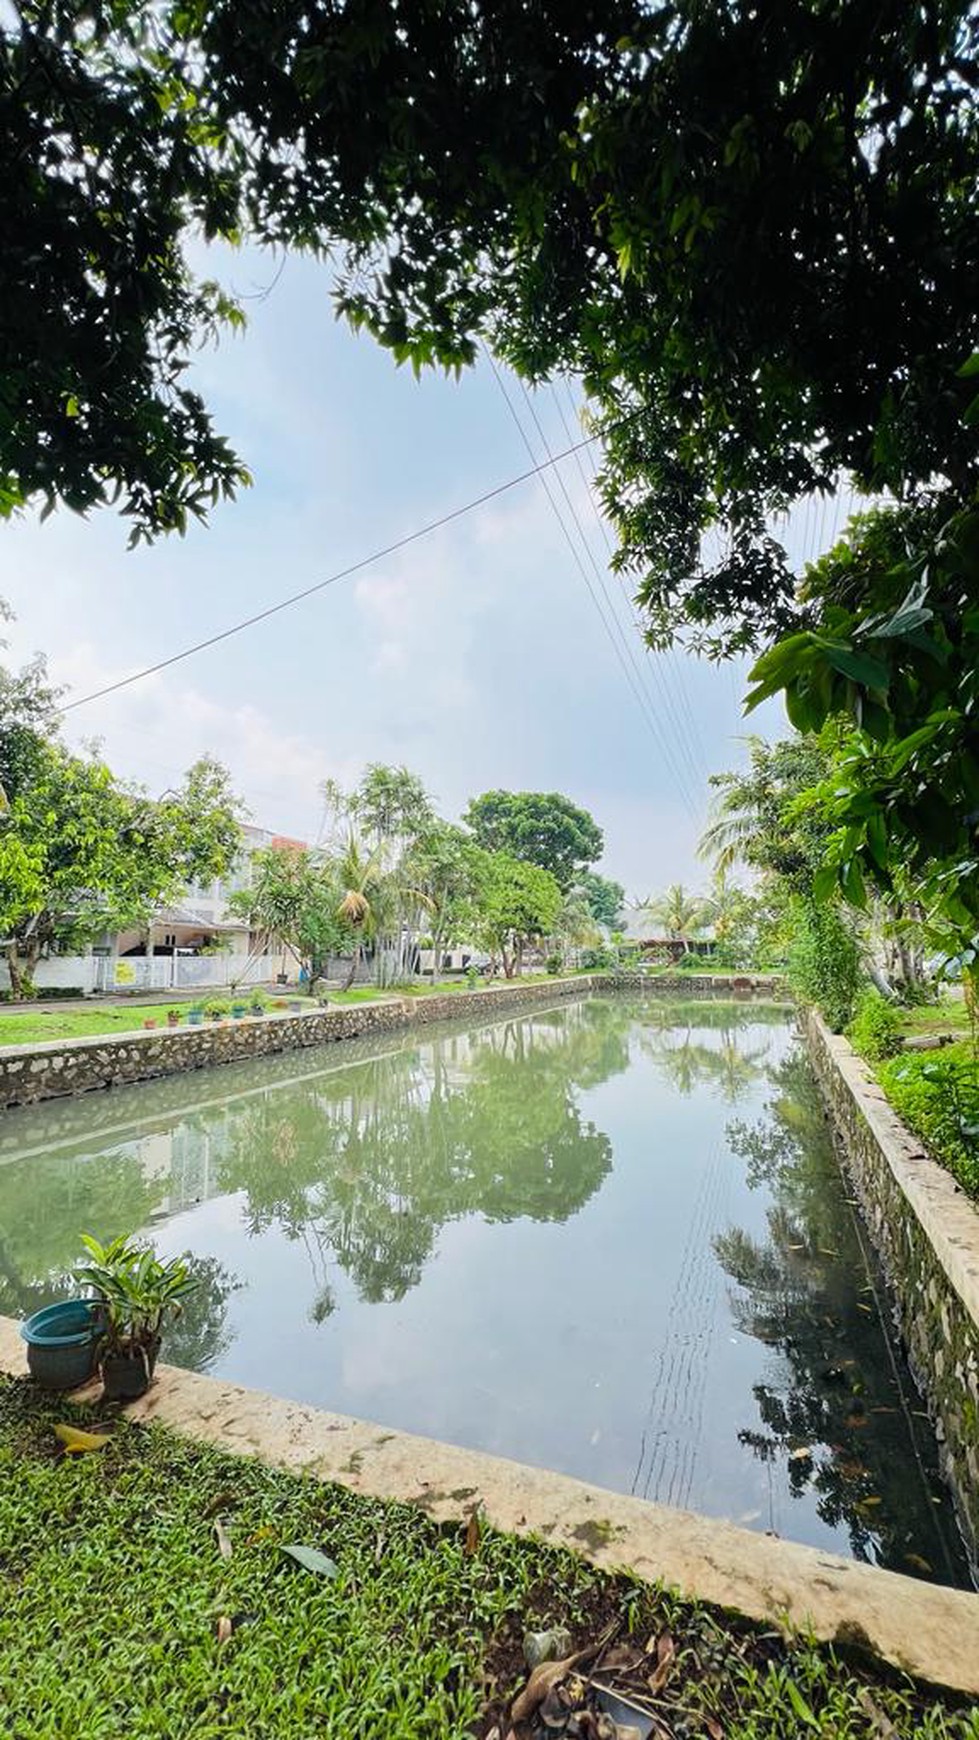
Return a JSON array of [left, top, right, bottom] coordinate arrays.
[[847, 990, 904, 1062], [0, 738, 242, 996], [878, 1048, 979, 1199], [229, 845, 348, 980], [787, 899, 862, 1032], [464, 790, 603, 891], [573, 869, 625, 930], [470, 850, 563, 978]]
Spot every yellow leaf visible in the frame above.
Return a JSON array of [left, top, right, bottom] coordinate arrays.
[[54, 1423, 110, 1454]]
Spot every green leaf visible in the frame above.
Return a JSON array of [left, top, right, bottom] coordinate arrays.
[[279, 1543, 339, 1579], [957, 352, 979, 379], [785, 1679, 819, 1727], [817, 642, 890, 691]]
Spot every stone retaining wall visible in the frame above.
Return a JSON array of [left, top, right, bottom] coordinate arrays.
[[806, 1011, 979, 1579], [0, 974, 785, 1110]]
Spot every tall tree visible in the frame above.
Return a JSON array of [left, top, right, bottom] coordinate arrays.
[[4, 0, 975, 629], [229, 844, 347, 982], [471, 851, 562, 978], [574, 869, 625, 930], [464, 790, 603, 891], [0, 745, 242, 996], [637, 884, 713, 953]]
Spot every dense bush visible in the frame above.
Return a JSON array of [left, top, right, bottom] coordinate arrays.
[[878, 1049, 979, 1198], [848, 991, 903, 1062], [787, 900, 862, 1031], [580, 946, 616, 970], [544, 953, 563, 975]]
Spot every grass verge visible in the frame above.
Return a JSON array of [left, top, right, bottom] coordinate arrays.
[[0, 1377, 975, 1738]]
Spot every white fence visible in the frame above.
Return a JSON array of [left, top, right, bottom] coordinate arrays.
[[0, 953, 299, 998]]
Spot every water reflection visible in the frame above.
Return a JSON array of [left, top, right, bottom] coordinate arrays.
[[717, 1049, 968, 1583], [0, 995, 968, 1584]]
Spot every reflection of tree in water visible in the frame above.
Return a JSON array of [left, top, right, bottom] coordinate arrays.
[[163, 1254, 241, 1373], [0, 1151, 240, 1370], [216, 1000, 627, 1305], [632, 1000, 776, 1104], [716, 1049, 970, 1586], [0, 1151, 159, 1317]]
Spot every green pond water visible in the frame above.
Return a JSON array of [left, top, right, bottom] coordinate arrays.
[[0, 994, 972, 1587]]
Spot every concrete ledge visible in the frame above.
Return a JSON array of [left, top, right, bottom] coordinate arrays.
[[1, 1316, 976, 1695], [805, 1012, 979, 1577]]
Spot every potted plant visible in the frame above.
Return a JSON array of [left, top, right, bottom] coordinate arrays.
[[142, 1017, 158, 1030], [19, 1298, 104, 1391], [248, 992, 266, 1017], [230, 1000, 248, 1019], [166, 1009, 181, 1028], [204, 997, 228, 1024], [187, 1002, 205, 1026], [75, 1234, 199, 1402], [288, 997, 304, 1013]]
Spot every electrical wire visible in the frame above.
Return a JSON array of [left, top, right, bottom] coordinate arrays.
[[61, 429, 609, 714], [552, 381, 710, 788], [484, 354, 701, 823]]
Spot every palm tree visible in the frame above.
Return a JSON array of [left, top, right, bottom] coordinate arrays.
[[637, 884, 713, 953], [336, 834, 384, 990]]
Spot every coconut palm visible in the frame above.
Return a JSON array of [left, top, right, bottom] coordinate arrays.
[[335, 834, 384, 990], [636, 884, 714, 953]]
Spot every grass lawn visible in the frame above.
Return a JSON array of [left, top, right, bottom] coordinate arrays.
[[0, 1379, 974, 1739], [0, 1001, 196, 1048], [897, 994, 972, 1041]]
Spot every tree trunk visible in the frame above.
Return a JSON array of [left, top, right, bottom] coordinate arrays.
[[6, 938, 39, 1000], [341, 942, 361, 992]]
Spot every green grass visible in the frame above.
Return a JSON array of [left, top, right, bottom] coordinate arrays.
[[877, 1039, 979, 1199], [897, 995, 972, 1040], [0, 1002, 195, 1047], [0, 1379, 974, 1739]]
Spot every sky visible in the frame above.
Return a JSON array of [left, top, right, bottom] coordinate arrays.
[[0, 239, 806, 900]]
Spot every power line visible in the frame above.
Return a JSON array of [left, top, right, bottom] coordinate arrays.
[[62, 430, 607, 714], [484, 354, 701, 824], [552, 381, 710, 789]]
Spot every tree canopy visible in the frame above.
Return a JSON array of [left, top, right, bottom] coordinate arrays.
[[5, 0, 975, 627], [463, 789, 603, 890]]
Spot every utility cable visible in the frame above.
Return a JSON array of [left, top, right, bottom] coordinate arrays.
[[519, 375, 703, 795], [485, 354, 701, 823], [61, 429, 609, 713], [553, 382, 710, 789]]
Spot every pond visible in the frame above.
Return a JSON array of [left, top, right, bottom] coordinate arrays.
[[0, 994, 971, 1587]]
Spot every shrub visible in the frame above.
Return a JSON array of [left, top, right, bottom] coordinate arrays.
[[878, 1050, 979, 1198], [848, 991, 903, 1061], [580, 945, 616, 970], [787, 900, 862, 1031], [544, 953, 563, 975], [203, 997, 229, 1019]]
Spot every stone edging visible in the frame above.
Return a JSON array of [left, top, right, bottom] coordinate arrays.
[[0, 974, 787, 1109], [0, 1318, 975, 1695], [805, 1011, 979, 1579]]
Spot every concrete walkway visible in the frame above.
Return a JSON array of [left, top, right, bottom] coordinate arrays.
[[2, 1318, 976, 1695]]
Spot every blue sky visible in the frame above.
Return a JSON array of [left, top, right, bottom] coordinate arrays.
[[0, 240, 804, 899]]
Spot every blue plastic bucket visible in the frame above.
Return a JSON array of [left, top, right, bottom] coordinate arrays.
[[20, 1300, 103, 1391]]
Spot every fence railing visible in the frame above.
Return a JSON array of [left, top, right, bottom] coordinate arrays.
[[0, 953, 300, 996]]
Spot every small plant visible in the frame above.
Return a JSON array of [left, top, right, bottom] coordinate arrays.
[[848, 990, 903, 1061], [204, 997, 229, 1021], [75, 1233, 199, 1399], [464, 965, 480, 989], [544, 952, 563, 975], [248, 991, 267, 1014], [187, 1001, 205, 1025]]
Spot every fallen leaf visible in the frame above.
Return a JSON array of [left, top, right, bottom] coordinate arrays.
[[204, 1490, 239, 1517], [511, 1628, 616, 1727], [214, 1519, 233, 1559], [464, 1507, 482, 1558], [215, 1615, 233, 1645], [245, 1525, 275, 1545], [54, 1423, 110, 1454], [279, 1543, 339, 1578], [704, 1720, 725, 1740], [647, 1630, 675, 1695], [601, 1642, 644, 1673]]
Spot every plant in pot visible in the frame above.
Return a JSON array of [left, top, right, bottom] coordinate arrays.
[[187, 1002, 205, 1026], [248, 992, 266, 1016], [204, 997, 228, 1023], [75, 1234, 199, 1402], [166, 1008, 181, 1028]]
